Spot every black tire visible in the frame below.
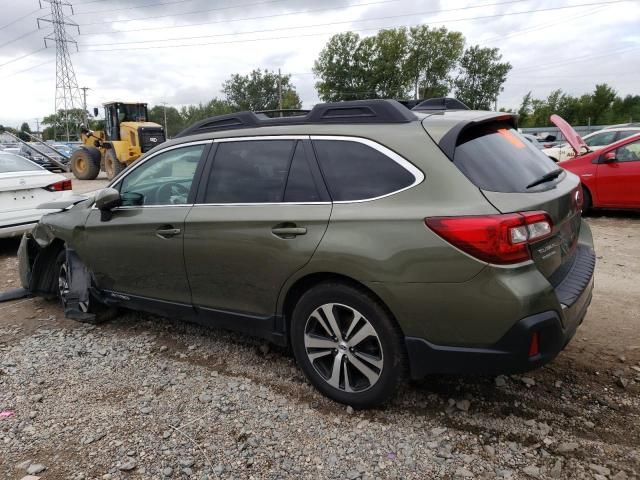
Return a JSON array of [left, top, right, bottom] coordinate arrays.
[[290, 282, 406, 407], [582, 186, 592, 215], [104, 148, 125, 180], [70, 147, 101, 180], [55, 250, 117, 324]]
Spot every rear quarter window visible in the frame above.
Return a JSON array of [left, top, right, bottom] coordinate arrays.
[[312, 139, 418, 201], [453, 123, 559, 193]]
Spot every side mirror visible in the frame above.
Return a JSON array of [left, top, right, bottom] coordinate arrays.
[[602, 151, 617, 163], [95, 188, 121, 211], [93, 107, 99, 117]]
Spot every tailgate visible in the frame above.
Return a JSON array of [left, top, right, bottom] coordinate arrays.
[[482, 175, 583, 283]]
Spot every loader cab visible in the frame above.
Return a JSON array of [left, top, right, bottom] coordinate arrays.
[[103, 102, 149, 141]]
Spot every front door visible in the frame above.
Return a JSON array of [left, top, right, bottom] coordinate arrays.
[[77, 142, 209, 303], [184, 138, 331, 317], [596, 138, 640, 208]]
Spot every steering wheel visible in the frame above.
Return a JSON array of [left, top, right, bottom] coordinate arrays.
[[155, 182, 190, 204]]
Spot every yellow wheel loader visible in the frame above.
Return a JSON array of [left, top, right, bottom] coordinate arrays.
[[70, 102, 166, 180]]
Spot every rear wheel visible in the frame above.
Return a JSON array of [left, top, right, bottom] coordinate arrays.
[[70, 147, 101, 180], [104, 149, 125, 180], [56, 250, 116, 324], [291, 282, 406, 407]]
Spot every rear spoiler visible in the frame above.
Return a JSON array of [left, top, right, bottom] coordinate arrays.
[[438, 113, 518, 160]]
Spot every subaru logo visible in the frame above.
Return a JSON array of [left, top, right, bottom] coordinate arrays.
[[149, 137, 158, 143]]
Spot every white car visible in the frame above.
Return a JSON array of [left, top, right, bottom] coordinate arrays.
[[0, 152, 75, 238], [542, 127, 640, 162]]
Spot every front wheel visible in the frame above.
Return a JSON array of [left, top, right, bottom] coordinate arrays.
[[291, 282, 406, 407], [56, 250, 116, 324], [104, 148, 125, 180]]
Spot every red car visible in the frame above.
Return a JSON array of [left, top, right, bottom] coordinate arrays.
[[551, 115, 640, 211]]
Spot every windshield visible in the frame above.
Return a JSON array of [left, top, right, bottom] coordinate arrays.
[[117, 104, 147, 123], [453, 122, 560, 193], [0, 153, 43, 173]]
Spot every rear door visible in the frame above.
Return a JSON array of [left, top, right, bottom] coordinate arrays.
[[440, 121, 582, 282], [184, 137, 331, 318], [596, 138, 640, 207]]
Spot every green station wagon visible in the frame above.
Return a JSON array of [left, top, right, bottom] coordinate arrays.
[[19, 100, 595, 406]]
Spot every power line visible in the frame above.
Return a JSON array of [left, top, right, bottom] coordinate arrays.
[[81, 0, 308, 26], [73, 0, 222, 15], [0, 8, 40, 31], [82, 0, 631, 52], [79, 0, 529, 47], [0, 47, 46, 68], [0, 58, 55, 80], [0, 29, 41, 50]]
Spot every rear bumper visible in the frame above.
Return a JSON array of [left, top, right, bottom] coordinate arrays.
[[0, 221, 37, 239], [405, 245, 595, 379]]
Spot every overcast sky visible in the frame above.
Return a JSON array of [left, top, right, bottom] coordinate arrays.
[[0, 0, 639, 129]]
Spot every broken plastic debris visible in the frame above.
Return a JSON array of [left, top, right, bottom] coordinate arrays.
[[0, 410, 15, 418]]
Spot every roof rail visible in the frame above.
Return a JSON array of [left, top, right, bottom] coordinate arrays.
[[255, 109, 311, 118], [412, 97, 470, 111], [175, 99, 418, 138]]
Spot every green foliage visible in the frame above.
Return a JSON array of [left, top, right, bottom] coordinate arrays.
[[18, 122, 31, 141], [314, 26, 509, 104], [41, 108, 85, 141], [454, 45, 512, 110], [518, 84, 640, 127], [406, 26, 465, 99], [222, 69, 301, 111], [148, 105, 185, 138]]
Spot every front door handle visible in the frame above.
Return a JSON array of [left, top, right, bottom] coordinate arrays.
[[272, 224, 307, 238], [156, 226, 181, 239]]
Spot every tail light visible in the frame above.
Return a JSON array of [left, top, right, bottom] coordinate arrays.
[[425, 211, 553, 265], [528, 331, 540, 357], [44, 179, 72, 192]]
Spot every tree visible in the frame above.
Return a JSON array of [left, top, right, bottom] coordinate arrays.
[[406, 26, 464, 99], [149, 105, 185, 138], [18, 122, 31, 141], [517, 91, 532, 125], [222, 69, 301, 111], [454, 45, 511, 110], [41, 108, 85, 141], [365, 28, 412, 99], [313, 32, 368, 102]]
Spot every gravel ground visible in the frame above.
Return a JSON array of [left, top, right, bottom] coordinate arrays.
[[1, 214, 639, 480], [65, 172, 109, 195]]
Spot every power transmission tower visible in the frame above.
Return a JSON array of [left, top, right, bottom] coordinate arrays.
[[37, 0, 82, 142]]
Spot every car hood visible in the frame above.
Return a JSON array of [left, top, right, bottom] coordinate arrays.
[[550, 114, 588, 156]]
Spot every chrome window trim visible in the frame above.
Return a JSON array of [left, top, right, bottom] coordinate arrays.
[[309, 135, 425, 204], [214, 135, 309, 142], [192, 202, 331, 207]]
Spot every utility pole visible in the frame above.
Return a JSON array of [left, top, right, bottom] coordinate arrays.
[[80, 86, 90, 125], [160, 102, 168, 138], [278, 68, 283, 115], [37, 0, 82, 142], [34, 118, 41, 137]]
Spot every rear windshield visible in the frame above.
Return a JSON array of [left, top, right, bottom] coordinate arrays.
[[0, 153, 42, 173], [454, 122, 560, 193]]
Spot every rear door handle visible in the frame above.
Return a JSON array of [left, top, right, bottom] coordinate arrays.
[[156, 227, 181, 239], [272, 226, 307, 238]]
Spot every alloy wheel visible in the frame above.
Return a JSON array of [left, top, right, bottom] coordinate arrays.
[[304, 303, 383, 392]]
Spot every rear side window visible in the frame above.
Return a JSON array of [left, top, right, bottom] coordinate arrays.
[[284, 142, 320, 202], [312, 139, 416, 201], [454, 123, 559, 193], [205, 140, 294, 203]]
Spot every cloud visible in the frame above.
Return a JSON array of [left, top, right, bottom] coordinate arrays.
[[0, 0, 638, 128]]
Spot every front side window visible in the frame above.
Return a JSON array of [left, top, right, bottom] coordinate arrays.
[[584, 131, 617, 147], [312, 139, 416, 201], [615, 139, 640, 162], [204, 140, 295, 203], [118, 144, 204, 206]]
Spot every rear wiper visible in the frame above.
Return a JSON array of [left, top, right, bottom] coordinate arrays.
[[526, 168, 564, 189]]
